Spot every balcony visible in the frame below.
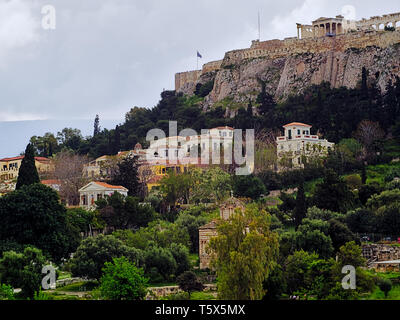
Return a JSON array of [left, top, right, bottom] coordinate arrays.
[[277, 134, 319, 142]]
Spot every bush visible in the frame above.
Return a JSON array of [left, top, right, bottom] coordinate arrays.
[[144, 246, 177, 282], [378, 278, 392, 297], [344, 174, 362, 190], [176, 271, 204, 299], [0, 246, 46, 298], [69, 234, 144, 280], [0, 283, 14, 300], [100, 257, 148, 300], [194, 80, 214, 97]]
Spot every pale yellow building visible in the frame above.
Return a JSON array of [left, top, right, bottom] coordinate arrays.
[[0, 156, 53, 182]]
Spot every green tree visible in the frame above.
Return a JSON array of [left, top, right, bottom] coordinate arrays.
[[0, 184, 79, 261], [160, 171, 191, 208], [0, 284, 14, 300], [346, 208, 377, 234], [294, 178, 307, 228], [97, 192, 156, 230], [284, 250, 319, 294], [378, 278, 392, 298], [109, 156, 140, 197], [327, 219, 357, 251], [313, 169, 356, 213], [175, 212, 207, 253], [233, 175, 266, 199], [209, 205, 279, 300], [70, 234, 144, 280], [176, 271, 204, 299], [16, 144, 40, 190], [93, 114, 100, 137], [143, 245, 177, 282], [100, 257, 148, 300], [0, 247, 46, 298], [337, 241, 366, 268]]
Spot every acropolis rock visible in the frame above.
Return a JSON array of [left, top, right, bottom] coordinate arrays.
[[174, 12, 400, 114]]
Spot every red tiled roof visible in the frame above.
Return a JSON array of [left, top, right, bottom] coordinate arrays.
[[93, 181, 128, 190], [214, 126, 234, 130], [0, 156, 51, 162], [283, 122, 312, 128], [41, 180, 61, 185]]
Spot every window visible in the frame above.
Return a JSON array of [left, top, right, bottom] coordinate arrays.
[[297, 130, 300, 135], [81, 195, 87, 205], [229, 132, 232, 137], [165, 150, 168, 157], [178, 141, 181, 147], [175, 150, 178, 157]]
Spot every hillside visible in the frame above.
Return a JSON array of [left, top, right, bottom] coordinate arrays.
[[176, 29, 400, 116]]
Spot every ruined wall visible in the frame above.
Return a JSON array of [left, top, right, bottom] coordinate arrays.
[[223, 30, 400, 65], [175, 70, 202, 92], [175, 30, 400, 112]]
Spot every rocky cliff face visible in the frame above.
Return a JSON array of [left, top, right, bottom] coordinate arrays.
[[179, 31, 400, 115]]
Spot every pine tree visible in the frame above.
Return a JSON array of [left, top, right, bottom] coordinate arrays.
[[294, 176, 307, 228], [93, 114, 100, 137], [16, 144, 40, 190]]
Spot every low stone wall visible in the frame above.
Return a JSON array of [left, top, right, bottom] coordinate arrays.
[[147, 284, 217, 299]]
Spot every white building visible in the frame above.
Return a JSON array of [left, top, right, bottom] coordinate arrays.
[[78, 181, 128, 210], [276, 122, 334, 169], [146, 126, 234, 162]]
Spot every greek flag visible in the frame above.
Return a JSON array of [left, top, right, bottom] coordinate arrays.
[[197, 51, 202, 58]]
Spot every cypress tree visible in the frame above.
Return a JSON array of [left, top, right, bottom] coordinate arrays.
[[93, 114, 100, 137], [294, 176, 307, 228], [16, 143, 40, 190], [361, 163, 367, 185]]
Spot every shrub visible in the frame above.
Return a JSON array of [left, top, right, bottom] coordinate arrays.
[[176, 271, 204, 299], [69, 234, 144, 280], [100, 257, 148, 300], [344, 174, 362, 190], [0, 284, 14, 300]]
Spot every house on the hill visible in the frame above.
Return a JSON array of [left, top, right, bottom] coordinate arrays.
[[276, 122, 334, 170], [78, 181, 128, 210], [0, 156, 53, 182]]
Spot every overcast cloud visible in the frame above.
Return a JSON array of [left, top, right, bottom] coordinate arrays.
[[0, 0, 399, 156]]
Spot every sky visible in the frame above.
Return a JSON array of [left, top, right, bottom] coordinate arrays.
[[0, 0, 399, 157]]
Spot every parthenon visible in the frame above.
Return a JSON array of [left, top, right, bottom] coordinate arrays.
[[297, 12, 400, 39]]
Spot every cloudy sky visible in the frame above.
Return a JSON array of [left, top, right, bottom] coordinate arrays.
[[0, 0, 399, 157]]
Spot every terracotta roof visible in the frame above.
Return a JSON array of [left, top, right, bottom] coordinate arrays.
[[213, 126, 234, 130], [283, 122, 312, 128], [199, 220, 217, 229], [41, 180, 61, 185], [0, 156, 50, 162], [93, 181, 128, 190]]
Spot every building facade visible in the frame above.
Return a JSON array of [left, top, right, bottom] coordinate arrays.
[[199, 197, 245, 269], [297, 12, 400, 39], [276, 122, 334, 170], [0, 156, 53, 183], [78, 181, 128, 210]]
